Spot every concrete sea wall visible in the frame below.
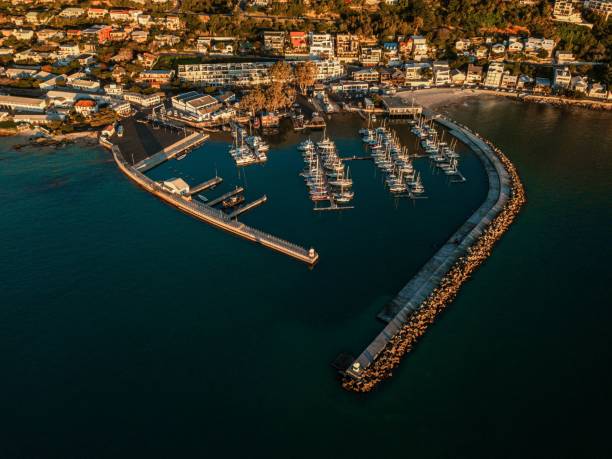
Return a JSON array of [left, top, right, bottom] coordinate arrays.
[[343, 117, 525, 392]]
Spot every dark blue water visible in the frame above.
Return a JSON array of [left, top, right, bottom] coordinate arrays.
[[1, 101, 610, 458]]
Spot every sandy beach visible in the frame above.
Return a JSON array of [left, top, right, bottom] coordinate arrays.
[[397, 87, 612, 112]]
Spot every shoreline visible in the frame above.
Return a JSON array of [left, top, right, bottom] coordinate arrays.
[[397, 87, 612, 112], [342, 118, 526, 393], [9, 130, 99, 151]]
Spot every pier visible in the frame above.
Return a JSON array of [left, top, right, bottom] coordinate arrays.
[[133, 132, 209, 173], [228, 195, 267, 219], [208, 187, 244, 206], [344, 117, 514, 381], [186, 176, 223, 196], [111, 145, 319, 266]]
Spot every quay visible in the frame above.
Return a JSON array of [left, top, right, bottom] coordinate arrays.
[[186, 176, 223, 196], [228, 195, 267, 219], [208, 187, 244, 206], [345, 117, 513, 379], [111, 145, 319, 265], [133, 131, 209, 172], [341, 156, 373, 161]]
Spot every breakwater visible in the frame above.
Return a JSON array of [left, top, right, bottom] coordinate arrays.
[[342, 118, 526, 392], [110, 144, 319, 265]]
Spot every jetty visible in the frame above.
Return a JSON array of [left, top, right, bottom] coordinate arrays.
[[111, 145, 319, 266], [133, 131, 209, 172], [186, 176, 223, 196], [208, 187, 244, 207], [345, 117, 513, 379], [228, 195, 267, 219]]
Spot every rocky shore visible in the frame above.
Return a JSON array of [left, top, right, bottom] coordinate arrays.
[[342, 124, 526, 393], [11, 131, 99, 151]]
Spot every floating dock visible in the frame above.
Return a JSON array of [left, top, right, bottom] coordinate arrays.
[[186, 176, 223, 196], [134, 132, 209, 172], [208, 187, 244, 207], [345, 117, 511, 379], [228, 195, 267, 219], [112, 145, 319, 265]]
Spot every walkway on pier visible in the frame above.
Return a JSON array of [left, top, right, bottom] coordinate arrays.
[[186, 176, 222, 196], [134, 132, 209, 173], [346, 117, 511, 377], [112, 145, 318, 265], [208, 187, 244, 207]]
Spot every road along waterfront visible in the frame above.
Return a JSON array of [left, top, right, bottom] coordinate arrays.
[[343, 118, 526, 392]]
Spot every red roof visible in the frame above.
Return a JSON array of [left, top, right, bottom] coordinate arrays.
[[75, 100, 96, 107]]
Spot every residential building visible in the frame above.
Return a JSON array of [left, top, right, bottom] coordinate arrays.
[[263, 31, 285, 54], [335, 34, 359, 63], [404, 62, 432, 87], [359, 47, 382, 67], [450, 69, 466, 85], [432, 61, 450, 86], [123, 92, 163, 108], [330, 80, 370, 93], [556, 51, 575, 64], [313, 60, 344, 82], [553, 66, 572, 88], [570, 75, 589, 93], [59, 7, 85, 18], [111, 100, 131, 116], [455, 39, 470, 52], [138, 69, 175, 87], [410, 35, 428, 61], [587, 82, 608, 99], [466, 64, 483, 84], [288, 32, 308, 52], [87, 8, 108, 19], [58, 44, 80, 58], [553, 0, 583, 22], [177, 62, 272, 87], [82, 25, 112, 44], [500, 73, 518, 89], [584, 0, 612, 20], [352, 68, 379, 83], [309, 33, 334, 58], [483, 62, 505, 87]]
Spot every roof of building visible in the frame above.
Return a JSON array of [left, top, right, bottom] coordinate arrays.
[[75, 99, 96, 107]]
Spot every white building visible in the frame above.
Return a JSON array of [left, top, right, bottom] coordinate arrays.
[[177, 62, 272, 87], [483, 62, 505, 87], [411, 36, 429, 61], [553, 1, 583, 22], [59, 7, 85, 18], [0, 95, 47, 112], [123, 92, 163, 108], [309, 33, 334, 58], [171, 91, 221, 121], [163, 177, 190, 195], [584, 0, 612, 20], [432, 61, 450, 86], [553, 66, 572, 88], [313, 60, 344, 82]]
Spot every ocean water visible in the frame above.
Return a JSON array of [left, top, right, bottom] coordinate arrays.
[[1, 100, 610, 458]]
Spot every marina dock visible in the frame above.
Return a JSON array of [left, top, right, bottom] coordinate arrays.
[[186, 176, 223, 196], [111, 145, 319, 265], [134, 132, 209, 173], [228, 195, 267, 219], [345, 117, 512, 379], [208, 187, 244, 206]]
